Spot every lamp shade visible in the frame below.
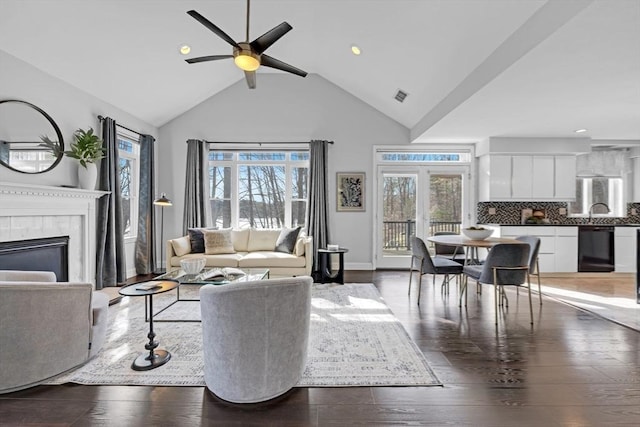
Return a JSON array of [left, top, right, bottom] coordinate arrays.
[[154, 193, 173, 207]]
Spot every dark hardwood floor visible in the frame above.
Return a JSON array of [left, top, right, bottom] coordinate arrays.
[[2, 271, 639, 426]]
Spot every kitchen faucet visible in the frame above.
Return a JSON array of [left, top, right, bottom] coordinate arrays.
[[588, 202, 610, 224]]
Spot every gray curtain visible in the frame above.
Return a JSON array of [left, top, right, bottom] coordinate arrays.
[[96, 117, 126, 288], [183, 139, 211, 234], [134, 134, 156, 274], [306, 140, 330, 278]]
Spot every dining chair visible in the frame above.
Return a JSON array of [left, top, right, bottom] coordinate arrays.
[[515, 235, 542, 305], [433, 231, 467, 264], [409, 236, 463, 304], [460, 243, 532, 325]]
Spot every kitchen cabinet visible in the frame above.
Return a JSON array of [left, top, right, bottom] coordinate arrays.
[[614, 227, 639, 273], [500, 226, 578, 273], [532, 156, 555, 199], [554, 156, 577, 199], [478, 155, 576, 201]]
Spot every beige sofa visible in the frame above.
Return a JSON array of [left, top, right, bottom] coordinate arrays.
[[0, 270, 109, 394], [167, 228, 313, 277]]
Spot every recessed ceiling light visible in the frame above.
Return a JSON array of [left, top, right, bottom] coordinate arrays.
[[351, 44, 361, 55], [574, 128, 587, 133], [179, 44, 191, 55]]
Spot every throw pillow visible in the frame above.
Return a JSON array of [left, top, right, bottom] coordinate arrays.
[[294, 231, 307, 257], [188, 227, 214, 253], [231, 228, 251, 252], [247, 228, 281, 252], [170, 236, 192, 257], [275, 226, 302, 254], [204, 229, 236, 255]]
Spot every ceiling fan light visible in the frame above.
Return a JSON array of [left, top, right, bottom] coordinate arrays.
[[234, 53, 260, 71]]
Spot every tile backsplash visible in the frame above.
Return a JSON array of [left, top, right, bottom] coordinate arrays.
[[477, 202, 640, 225]]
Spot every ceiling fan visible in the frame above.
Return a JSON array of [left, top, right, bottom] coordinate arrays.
[[185, 0, 307, 89]]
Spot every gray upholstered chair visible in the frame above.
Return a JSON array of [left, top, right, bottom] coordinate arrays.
[[515, 235, 542, 304], [199, 276, 312, 403], [0, 270, 109, 394], [460, 244, 532, 325], [433, 231, 466, 264], [409, 236, 463, 303]]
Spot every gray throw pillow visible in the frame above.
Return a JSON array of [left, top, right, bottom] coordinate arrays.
[[188, 227, 215, 253], [275, 226, 302, 254]]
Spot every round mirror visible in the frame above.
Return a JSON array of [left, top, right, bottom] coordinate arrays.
[[0, 99, 64, 174]]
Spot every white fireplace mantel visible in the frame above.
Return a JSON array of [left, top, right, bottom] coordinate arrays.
[[0, 181, 108, 284]]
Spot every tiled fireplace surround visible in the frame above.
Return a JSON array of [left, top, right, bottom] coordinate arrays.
[[0, 182, 106, 284], [477, 201, 640, 225]]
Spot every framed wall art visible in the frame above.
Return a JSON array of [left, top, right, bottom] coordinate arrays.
[[337, 172, 365, 212]]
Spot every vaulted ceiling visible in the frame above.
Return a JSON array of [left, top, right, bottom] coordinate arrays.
[[1, 0, 638, 142]]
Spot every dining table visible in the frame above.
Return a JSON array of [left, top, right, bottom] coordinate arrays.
[[426, 235, 524, 265]]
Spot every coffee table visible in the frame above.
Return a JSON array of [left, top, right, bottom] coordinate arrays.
[[151, 267, 270, 322]]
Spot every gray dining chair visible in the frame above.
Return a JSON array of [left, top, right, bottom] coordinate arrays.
[[409, 236, 463, 304], [460, 243, 532, 325], [433, 231, 467, 264], [515, 235, 542, 305]]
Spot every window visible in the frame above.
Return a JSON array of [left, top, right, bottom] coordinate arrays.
[[569, 177, 624, 217], [117, 130, 140, 238], [209, 150, 309, 229]]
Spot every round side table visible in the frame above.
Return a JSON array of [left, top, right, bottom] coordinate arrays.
[[119, 280, 178, 371], [317, 248, 349, 284]]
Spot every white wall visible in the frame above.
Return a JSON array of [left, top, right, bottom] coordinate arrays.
[[158, 74, 410, 269], [0, 49, 158, 278]]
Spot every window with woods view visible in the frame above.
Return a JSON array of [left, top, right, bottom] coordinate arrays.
[[208, 150, 309, 229], [117, 131, 140, 239]]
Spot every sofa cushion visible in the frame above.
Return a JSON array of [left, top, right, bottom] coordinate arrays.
[[238, 251, 306, 268], [247, 229, 281, 252], [170, 236, 192, 257], [204, 229, 235, 255], [188, 227, 215, 253], [275, 226, 302, 254], [203, 253, 245, 268], [232, 228, 251, 252]]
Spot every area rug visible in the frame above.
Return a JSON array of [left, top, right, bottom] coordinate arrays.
[[46, 283, 441, 387]]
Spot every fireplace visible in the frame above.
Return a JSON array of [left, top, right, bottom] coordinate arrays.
[[0, 182, 106, 284], [0, 236, 69, 281]]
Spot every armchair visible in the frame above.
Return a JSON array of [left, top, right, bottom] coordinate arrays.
[[0, 270, 109, 394]]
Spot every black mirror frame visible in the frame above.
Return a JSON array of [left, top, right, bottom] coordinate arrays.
[[0, 99, 65, 174]]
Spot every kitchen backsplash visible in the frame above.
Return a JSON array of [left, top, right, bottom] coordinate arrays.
[[477, 202, 640, 225]]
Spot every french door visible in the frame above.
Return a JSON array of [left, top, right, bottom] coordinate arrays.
[[375, 165, 469, 269]]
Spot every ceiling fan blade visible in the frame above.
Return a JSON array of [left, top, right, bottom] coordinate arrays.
[[185, 55, 233, 64], [261, 54, 307, 77], [250, 22, 292, 54], [187, 10, 239, 48], [244, 71, 257, 89]]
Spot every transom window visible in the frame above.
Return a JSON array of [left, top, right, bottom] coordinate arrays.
[[208, 150, 309, 229]]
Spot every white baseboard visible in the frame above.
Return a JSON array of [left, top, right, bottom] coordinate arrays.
[[345, 262, 374, 271]]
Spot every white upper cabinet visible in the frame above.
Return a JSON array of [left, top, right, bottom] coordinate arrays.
[[554, 156, 577, 199], [532, 156, 555, 199], [511, 156, 533, 198], [478, 154, 576, 201]]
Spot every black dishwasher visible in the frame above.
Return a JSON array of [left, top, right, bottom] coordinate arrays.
[[578, 226, 615, 272]]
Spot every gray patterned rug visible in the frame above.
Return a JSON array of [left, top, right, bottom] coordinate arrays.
[[47, 283, 441, 387]]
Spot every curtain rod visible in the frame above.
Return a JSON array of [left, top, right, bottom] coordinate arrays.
[[97, 115, 145, 138], [201, 140, 334, 145]]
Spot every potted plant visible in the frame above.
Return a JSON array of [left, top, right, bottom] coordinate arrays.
[[64, 128, 105, 190]]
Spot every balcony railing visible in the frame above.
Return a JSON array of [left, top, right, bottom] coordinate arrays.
[[382, 220, 461, 250]]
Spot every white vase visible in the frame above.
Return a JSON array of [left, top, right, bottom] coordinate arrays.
[[78, 162, 97, 190]]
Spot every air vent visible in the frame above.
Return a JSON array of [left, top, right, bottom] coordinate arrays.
[[394, 89, 408, 103]]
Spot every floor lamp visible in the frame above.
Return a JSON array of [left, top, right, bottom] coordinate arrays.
[[154, 193, 172, 274]]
